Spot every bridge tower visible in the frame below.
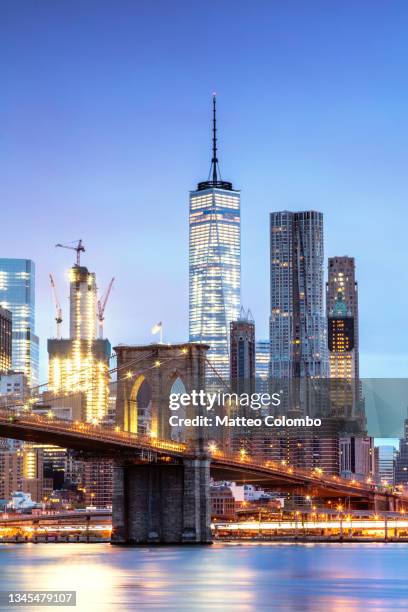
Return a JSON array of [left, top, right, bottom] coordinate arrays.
[[112, 342, 212, 544], [115, 342, 208, 440]]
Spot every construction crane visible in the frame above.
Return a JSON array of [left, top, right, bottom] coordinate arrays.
[[97, 277, 115, 339], [49, 273, 63, 339], [55, 239, 85, 266]]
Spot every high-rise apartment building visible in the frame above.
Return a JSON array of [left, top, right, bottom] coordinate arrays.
[[189, 96, 240, 381], [0, 307, 12, 373], [83, 459, 113, 507], [0, 259, 39, 385], [269, 211, 327, 380], [48, 263, 111, 422], [0, 449, 22, 501]]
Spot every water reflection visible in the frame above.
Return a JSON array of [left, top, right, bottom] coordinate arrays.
[[0, 543, 408, 611]]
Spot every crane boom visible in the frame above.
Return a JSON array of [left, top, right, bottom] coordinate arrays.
[[49, 273, 63, 339], [55, 239, 85, 266], [97, 277, 115, 339]]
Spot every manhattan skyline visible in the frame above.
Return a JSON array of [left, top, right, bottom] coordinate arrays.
[[1, 1, 408, 380]]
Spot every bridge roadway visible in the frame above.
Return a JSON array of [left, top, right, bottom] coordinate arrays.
[[0, 408, 405, 508]]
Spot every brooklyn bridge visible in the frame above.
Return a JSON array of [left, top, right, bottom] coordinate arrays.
[[0, 343, 405, 545]]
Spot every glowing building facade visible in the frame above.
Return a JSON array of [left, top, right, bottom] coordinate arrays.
[[0, 307, 12, 373], [0, 259, 39, 386], [328, 292, 355, 382], [255, 340, 270, 390], [326, 257, 359, 381], [189, 96, 241, 380], [48, 265, 111, 422]]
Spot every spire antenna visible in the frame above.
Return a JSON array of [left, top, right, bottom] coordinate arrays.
[[212, 92, 218, 182], [197, 93, 233, 191]]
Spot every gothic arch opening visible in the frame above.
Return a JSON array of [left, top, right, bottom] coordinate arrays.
[[169, 376, 187, 442], [130, 375, 152, 435]]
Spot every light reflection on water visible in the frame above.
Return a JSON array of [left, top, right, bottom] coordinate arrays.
[[0, 542, 408, 611]]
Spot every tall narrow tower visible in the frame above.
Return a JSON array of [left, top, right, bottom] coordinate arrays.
[[189, 95, 241, 381], [326, 256, 359, 382], [0, 259, 39, 386], [269, 211, 327, 379], [48, 259, 111, 423], [69, 266, 97, 341]]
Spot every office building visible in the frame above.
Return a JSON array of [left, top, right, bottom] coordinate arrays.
[[395, 412, 408, 487], [189, 95, 241, 380], [0, 259, 39, 385], [0, 307, 12, 373], [328, 257, 370, 477], [255, 340, 270, 390], [21, 445, 44, 503], [0, 371, 29, 409], [340, 437, 375, 481], [230, 310, 255, 395], [269, 211, 327, 379], [375, 445, 396, 485]]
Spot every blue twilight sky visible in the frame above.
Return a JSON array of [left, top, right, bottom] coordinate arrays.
[[1, 1, 408, 382]]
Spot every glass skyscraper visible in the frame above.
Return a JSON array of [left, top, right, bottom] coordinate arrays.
[[189, 96, 241, 380], [0, 259, 39, 386]]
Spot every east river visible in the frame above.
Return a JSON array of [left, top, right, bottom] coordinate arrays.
[[0, 542, 408, 610]]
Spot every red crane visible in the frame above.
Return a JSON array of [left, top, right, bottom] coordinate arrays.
[[97, 278, 115, 339], [49, 273, 63, 339]]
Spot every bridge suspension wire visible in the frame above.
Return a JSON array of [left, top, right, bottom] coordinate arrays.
[[0, 349, 195, 413], [27, 352, 119, 394], [0, 351, 155, 412], [204, 358, 231, 391], [1, 353, 156, 412]]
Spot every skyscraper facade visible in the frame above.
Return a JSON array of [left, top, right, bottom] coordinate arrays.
[[269, 211, 327, 379], [0, 307, 12, 373], [326, 256, 359, 381], [48, 263, 111, 423], [255, 340, 270, 391], [394, 413, 408, 487], [69, 265, 97, 341], [230, 312, 255, 395], [0, 259, 39, 386], [375, 445, 396, 485], [327, 291, 356, 416], [189, 96, 241, 381]]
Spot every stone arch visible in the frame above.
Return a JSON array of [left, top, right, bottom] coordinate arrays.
[[168, 374, 187, 442], [128, 375, 153, 435], [115, 343, 209, 439]]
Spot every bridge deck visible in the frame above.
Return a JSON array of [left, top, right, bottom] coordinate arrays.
[[0, 410, 406, 504]]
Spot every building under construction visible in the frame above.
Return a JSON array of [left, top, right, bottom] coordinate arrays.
[[47, 242, 112, 423]]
